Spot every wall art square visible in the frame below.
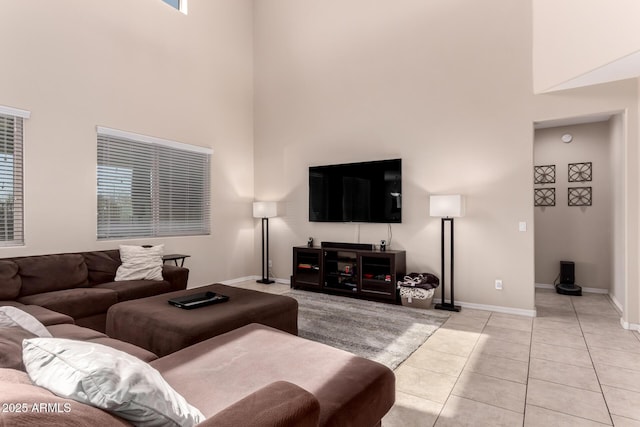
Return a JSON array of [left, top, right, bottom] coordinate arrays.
[[534, 188, 555, 207], [534, 165, 556, 184], [568, 187, 592, 206], [568, 162, 592, 182]]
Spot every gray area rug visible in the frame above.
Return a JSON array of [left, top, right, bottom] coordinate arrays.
[[286, 290, 450, 370]]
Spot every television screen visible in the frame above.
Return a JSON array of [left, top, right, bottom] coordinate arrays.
[[309, 159, 402, 223]]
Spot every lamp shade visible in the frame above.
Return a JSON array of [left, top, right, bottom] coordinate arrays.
[[429, 194, 465, 218], [253, 201, 277, 218]]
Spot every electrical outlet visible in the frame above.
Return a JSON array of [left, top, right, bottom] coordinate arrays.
[[495, 279, 503, 290], [268, 259, 273, 268]]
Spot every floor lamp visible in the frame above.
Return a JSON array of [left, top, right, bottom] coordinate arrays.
[[253, 201, 277, 284], [429, 194, 465, 312]]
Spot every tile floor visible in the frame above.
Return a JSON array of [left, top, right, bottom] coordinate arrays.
[[233, 281, 640, 426]]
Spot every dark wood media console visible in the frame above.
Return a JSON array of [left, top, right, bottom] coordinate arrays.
[[292, 242, 406, 303]]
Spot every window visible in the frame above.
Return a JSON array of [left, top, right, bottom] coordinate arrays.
[[161, 0, 187, 14], [97, 127, 211, 240], [0, 105, 28, 247]]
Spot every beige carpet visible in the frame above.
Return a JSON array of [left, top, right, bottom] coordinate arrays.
[[286, 289, 450, 369]]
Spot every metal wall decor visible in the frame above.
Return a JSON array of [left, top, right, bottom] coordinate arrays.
[[534, 165, 556, 184], [533, 161, 595, 207], [568, 187, 592, 206], [534, 188, 555, 207], [568, 162, 592, 182]]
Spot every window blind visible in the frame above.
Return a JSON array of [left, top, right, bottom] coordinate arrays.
[[0, 113, 24, 246], [97, 128, 211, 240]]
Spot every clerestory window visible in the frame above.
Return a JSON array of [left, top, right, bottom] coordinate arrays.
[[161, 0, 187, 14]]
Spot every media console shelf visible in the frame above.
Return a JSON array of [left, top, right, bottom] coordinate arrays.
[[292, 242, 406, 303]]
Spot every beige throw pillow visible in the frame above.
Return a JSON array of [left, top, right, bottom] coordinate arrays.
[[0, 306, 52, 338], [115, 244, 164, 281], [23, 338, 205, 427]]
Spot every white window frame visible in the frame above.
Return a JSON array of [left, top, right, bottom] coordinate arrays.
[[0, 105, 29, 247], [161, 0, 188, 14], [96, 126, 211, 240]]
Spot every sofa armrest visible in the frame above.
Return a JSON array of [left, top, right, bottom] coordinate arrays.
[[161, 265, 189, 292], [196, 381, 320, 427]]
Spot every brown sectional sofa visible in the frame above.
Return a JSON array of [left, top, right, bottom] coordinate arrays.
[[0, 250, 188, 332], [0, 250, 395, 425], [1, 320, 395, 426]]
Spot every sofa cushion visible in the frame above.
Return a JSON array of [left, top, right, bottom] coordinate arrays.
[[83, 250, 121, 285], [47, 324, 107, 341], [0, 368, 130, 426], [89, 337, 158, 363], [17, 305, 74, 326], [0, 326, 37, 370], [18, 288, 118, 319], [45, 325, 157, 362], [94, 280, 171, 302], [0, 260, 21, 299], [15, 254, 89, 297], [115, 245, 164, 281], [23, 338, 205, 427], [0, 300, 24, 307], [0, 306, 52, 337]]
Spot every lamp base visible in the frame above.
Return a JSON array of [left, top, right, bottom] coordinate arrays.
[[256, 279, 275, 284], [435, 302, 461, 312]]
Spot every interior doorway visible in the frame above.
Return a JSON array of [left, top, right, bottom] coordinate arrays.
[[533, 113, 625, 313]]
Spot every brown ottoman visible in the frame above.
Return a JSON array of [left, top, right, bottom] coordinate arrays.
[[106, 284, 298, 357]]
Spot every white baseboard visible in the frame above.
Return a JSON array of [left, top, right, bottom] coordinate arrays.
[[219, 276, 256, 285], [455, 300, 537, 318], [610, 294, 624, 313], [582, 287, 609, 294], [535, 283, 609, 294], [620, 318, 640, 331]]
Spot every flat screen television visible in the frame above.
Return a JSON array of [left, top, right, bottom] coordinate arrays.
[[309, 159, 402, 223]]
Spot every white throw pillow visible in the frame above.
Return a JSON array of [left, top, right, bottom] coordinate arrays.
[[115, 245, 164, 281], [23, 338, 205, 427], [0, 306, 51, 337]]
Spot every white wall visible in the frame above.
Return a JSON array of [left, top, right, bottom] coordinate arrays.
[[0, 0, 255, 287], [254, 0, 537, 312], [533, 0, 640, 92], [2, 1, 639, 323], [253, 1, 640, 319], [534, 122, 612, 290]]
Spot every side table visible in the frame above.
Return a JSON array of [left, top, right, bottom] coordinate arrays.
[[162, 254, 190, 267]]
